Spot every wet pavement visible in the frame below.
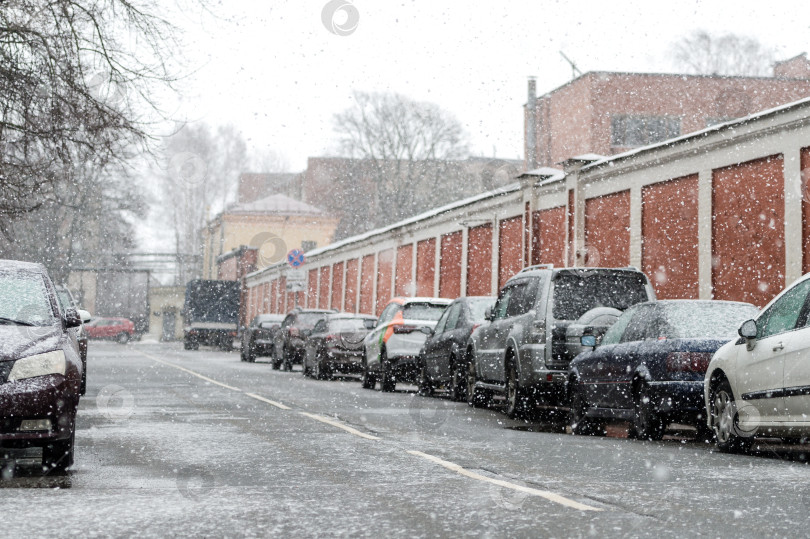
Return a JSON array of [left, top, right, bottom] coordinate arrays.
[[2, 341, 809, 537]]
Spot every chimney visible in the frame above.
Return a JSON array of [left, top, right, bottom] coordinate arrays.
[[526, 77, 538, 170]]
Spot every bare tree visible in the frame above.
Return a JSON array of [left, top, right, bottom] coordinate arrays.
[[333, 91, 470, 226], [669, 30, 776, 77]]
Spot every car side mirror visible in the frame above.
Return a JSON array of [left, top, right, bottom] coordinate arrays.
[[77, 309, 92, 324], [580, 335, 597, 348], [739, 319, 757, 349], [485, 306, 494, 321], [64, 307, 82, 329], [419, 326, 433, 335]]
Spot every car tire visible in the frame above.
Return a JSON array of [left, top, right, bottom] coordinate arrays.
[[240, 346, 247, 362], [117, 332, 130, 344], [633, 382, 665, 441], [711, 379, 753, 453], [568, 380, 604, 436], [379, 350, 395, 393], [313, 359, 323, 380], [505, 359, 528, 419], [42, 427, 75, 472], [417, 362, 433, 397], [361, 362, 376, 390], [449, 357, 466, 402], [466, 359, 490, 408]]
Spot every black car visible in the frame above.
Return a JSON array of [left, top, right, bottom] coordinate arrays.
[[302, 313, 376, 379], [568, 300, 758, 439], [54, 285, 91, 395], [0, 260, 84, 471], [272, 308, 336, 371], [417, 296, 494, 401], [241, 313, 285, 363]]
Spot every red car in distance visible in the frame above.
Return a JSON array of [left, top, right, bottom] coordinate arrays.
[[85, 317, 135, 344]]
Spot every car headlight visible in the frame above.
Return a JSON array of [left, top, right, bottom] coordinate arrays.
[[8, 350, 67, 381]]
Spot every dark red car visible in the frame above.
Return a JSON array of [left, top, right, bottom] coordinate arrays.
[[0, 259, 83, 471], [85, 317, 135, 343]]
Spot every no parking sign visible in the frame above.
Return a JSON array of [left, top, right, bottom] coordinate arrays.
[[287, 249, 306, 268]]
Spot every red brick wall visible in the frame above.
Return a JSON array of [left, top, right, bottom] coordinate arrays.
[[584, 190, 631, 268], [713, 155, 785, 307], [498, 216, 523, 289], [271, 280, 278, 313], [567, 189, 575, 266], [360, 254, 375, 315], [318, 266, 330, 309], [416, 239, 436, 297], [331, 262, 344, 311], [532, 207, 566, 267], [344, 259, 359, 313], [803, 147, 810, 274], [439, 231, 462, 299], [642, 176, 699, 299], [279, 276, 287, 313], [524, 201, 531, 266], [395, 244, 414, 297], [307, 269, 318, 308], [467, 224, 492, 296], [376, 249, 394, 315]]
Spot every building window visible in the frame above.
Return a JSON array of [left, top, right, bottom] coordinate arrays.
[[301, 240, 317, 252], [611, 115, 681, 148]]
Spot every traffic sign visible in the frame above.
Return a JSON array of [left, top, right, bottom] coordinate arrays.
[[287, 249, 306, 267]]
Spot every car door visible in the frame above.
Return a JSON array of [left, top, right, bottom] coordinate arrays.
[[477, 284, 517, 381], [365, 303, 399, 368], [422, 305, 451, 377], [774, 280, 810, 423], [432, 301, 463, 380], [736, 279, 810, 423]]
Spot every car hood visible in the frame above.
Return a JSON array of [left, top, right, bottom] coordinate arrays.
[[0, 324, 64, 362]]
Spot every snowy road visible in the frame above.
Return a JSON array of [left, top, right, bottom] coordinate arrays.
[[2, 341, 810, 537]]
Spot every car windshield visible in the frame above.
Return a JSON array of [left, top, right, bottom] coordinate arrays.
[[0, 271, 56, 326], [553, 271, 649, 320], [402, 303, 446, 321], [662, 302, 759, 339], [468, 298, 494, 322]]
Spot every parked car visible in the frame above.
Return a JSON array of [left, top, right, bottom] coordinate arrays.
[[467, 265, 656, 418], [705, 273, 810, 453], [54, 285, 92, 395], [272, 309, 336, 371], [417, 296, 495, 401], [303, 313, 377, 379], [362, 297, 452, 392], [0, 259, 84, 471], [568, 300, 758, 439], [241, 313, 285, 362], [85, 317, 136, 343]]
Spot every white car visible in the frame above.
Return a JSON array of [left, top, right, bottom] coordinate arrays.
[[704, 273, 810, 452]]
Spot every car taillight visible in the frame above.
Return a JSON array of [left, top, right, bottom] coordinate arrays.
[[666, 352, 712, 373], [325, 334, 337, 343]]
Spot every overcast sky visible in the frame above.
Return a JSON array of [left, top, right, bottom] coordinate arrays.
[[164, 0, 810, 171]]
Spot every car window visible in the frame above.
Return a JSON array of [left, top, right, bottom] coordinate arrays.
[[505, 279, 536, 318], [552, 271, 649, 321], [620, 304, 655, 343], [402, 303, 446, 321], [379, 303, 400, 323], [329, 319, 371, 332], [662, 302, 759, 339], [757, 279, 810, 339], [313, 320, 327, 333], [433, 307, 451, 334], [493, 286, 515, 319], [600, 306, 638, 346], [282, 314, 295, 328], [0, 271, 57, 325], [445, 303, 462, 331], [468, 298, 494, 322]]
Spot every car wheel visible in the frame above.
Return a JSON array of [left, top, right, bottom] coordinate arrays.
[[466, 359, 490, 408], [247, 345, 256, 363], [505, 359, 527, 419], [633, 382, 664, 441], [313, 359, 323, 380], [379, 350, 395, 392], [711, 379, 753, 453], [449, 357, 466, 402], [116, 332, 130, 344], [417, 361, 433, 397], [42, 427, 75, 472], [361, 361, 376, 390], [568, 380, 604, 436], [240, 346, 246, 362]]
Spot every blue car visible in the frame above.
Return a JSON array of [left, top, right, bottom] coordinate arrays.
[[568, 300, 758, 440]]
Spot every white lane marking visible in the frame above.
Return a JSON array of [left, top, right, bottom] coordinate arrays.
[[299, 412, 379, 441], [407, 450, 603, 512], [245, 392, 291, 410], [138, 351, 242, 392]]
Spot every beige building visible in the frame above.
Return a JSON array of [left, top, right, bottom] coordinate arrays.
[[202, 194, 339, 279], [146, 286, 185, 341]]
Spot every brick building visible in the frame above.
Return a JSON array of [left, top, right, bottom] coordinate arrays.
[[524, 55, 810, 168]]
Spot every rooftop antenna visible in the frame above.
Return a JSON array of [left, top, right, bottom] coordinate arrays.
[[559, 51, 582, 79]]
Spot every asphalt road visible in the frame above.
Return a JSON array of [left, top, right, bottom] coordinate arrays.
[[2, 341, 810, 538]]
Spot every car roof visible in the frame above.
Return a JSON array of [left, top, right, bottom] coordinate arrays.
[[630, 299, 756, 308], [326, 313, 376, 319], [511, 265, 646, 280], [389, 297, 453, 305], [0, 259, 48, 274]]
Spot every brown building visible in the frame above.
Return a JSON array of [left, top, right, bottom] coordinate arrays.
[[525, 55, 810, 168]]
